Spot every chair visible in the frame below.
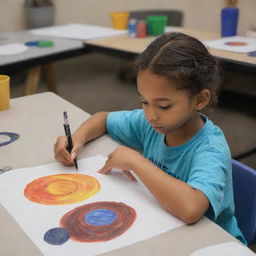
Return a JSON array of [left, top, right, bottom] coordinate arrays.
[[232, 159, 256, 245], [130, 9, 183, 26]]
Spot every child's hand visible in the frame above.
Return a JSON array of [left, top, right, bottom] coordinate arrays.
[[98, 146, 141, 182], [54, 136, 82, 166]]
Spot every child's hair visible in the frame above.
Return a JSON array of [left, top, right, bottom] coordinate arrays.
[[135, 32, 223, 106]]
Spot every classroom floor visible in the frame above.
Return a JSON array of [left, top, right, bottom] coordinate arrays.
[[10, 53, 256, 169]]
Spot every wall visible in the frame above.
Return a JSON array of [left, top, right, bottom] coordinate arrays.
[[0, 0, 256, 35], [1, 0, 255, 98]]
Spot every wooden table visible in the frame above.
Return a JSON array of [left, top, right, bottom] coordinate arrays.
[[0, 92, 240, 256], [86, 27, 256, 74]]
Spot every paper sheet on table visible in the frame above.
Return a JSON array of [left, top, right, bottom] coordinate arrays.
[[204, 36, 256, 53], [190, 242, 255, 256], [0, 43, 29, 55], [0, 154, 184, 256], [29, 23, 127, 40], [165, 26, 179, 33]]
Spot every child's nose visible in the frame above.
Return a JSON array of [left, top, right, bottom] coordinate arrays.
[[146, 108, 159, 123]]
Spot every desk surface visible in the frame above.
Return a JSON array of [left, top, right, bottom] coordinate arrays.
[[1, 27, 255, 75], [0, 31, 87, 73], [0, 92, 238, 256], [86, 27, 256, 73]]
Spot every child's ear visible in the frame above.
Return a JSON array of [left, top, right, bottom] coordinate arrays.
[[195, 89, 211, 110]]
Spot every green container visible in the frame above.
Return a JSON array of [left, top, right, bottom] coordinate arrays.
[[146, 15, 168, 36]]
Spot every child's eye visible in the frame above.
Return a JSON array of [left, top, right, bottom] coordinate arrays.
[[159, 105, 171, 110], [140, 101, 148, 106]]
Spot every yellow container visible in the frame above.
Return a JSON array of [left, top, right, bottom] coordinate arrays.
[[0, 75, 10, 110], [110, 12, 130, 30]]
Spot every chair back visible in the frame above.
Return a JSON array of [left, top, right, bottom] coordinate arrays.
[[232, 159, 256, 245], [130, 9, 183, 26]]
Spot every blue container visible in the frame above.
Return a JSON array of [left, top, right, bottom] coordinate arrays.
[[221, 7, 239, 37], [128, 19, 137, 38]]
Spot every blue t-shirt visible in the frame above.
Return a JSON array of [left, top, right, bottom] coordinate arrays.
[[106, 109, 246, 244]]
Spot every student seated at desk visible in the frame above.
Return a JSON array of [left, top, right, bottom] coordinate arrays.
[[54, 32, 246, 244]]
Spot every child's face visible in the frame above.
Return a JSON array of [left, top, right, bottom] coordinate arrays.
[[137, 69, 199, 135]]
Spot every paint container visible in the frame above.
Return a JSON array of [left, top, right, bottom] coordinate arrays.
[[221, 7, 239, 37], [128, 19, 137, 38], [137, 20, 147, 38], [0, 75, 10, 110], [146, 15, 168, 36], [110, 12, 130, 30]]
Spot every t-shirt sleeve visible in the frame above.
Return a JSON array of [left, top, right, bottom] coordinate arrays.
[[187, 148, 230, 220], [106, 110, 146, 152]]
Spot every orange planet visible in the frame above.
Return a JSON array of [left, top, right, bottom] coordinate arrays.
[[24, 174, 100, 205]]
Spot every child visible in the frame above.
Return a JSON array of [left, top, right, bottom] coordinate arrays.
[[54, 32, 246, 244]]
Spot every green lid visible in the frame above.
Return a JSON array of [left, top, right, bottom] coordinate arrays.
[[38, 40, 54, 47], [146, 15, 168, 22]]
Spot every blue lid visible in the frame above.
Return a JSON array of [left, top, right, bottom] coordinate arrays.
[[25, 41, 40, 46]]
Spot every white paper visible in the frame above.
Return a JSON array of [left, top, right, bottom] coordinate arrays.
[[204, 36, 256, 53], [165, 26, 179, 33], [0, 43, 29, 55], [0, 155, 184, 256], [30, 23, 127, 40], [190, 242, 255, 256]]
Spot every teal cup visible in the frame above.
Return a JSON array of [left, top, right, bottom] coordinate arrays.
[[146, 15, 168, 36]]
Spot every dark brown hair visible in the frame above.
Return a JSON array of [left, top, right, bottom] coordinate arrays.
[[135, 32, 223, 105]]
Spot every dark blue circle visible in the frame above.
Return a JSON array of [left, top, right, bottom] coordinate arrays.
[[0, 132, 20, 147], [44, 227, 70, 245], [84, 209, 117, 226]]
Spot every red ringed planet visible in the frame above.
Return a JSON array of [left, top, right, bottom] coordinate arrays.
[[59, 201, 136, 242]]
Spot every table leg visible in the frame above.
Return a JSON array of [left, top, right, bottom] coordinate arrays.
[[25, 66, 41, 95], [44, 63, 58, 94]]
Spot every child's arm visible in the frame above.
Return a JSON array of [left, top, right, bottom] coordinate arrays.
[[99, 145, 209, 224], [54, 111, 109, 166]]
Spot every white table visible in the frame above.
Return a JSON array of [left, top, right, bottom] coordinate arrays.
[[0, 31, 87, 95], [0, 92, 239, 256]]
